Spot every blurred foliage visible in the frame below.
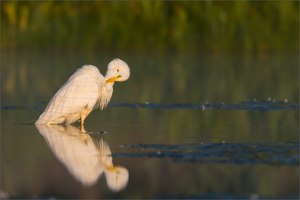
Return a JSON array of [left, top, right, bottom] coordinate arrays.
[[1, 2, 299, 198], [2, 52, 298, 105], [1, 1, 299, 53]]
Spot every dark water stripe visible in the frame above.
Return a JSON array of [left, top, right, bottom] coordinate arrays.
[[1, 101, 299, 111], [115, 142, 300, 165], [110, 101, 299, 111]]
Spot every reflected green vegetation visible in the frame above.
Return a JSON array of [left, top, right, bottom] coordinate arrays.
[[1, 1, 299, 199], [1, 1, 299, 53], [2, 52, 298, 104], [1, 51, 298, 147]]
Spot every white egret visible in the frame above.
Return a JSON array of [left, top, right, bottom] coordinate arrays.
[[36, 124, 129, 191], [96, 139, 129, 192], [35, 58, 130, 126]]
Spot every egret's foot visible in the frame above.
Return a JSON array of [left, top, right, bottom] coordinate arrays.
[[80, 133, 89, 144]]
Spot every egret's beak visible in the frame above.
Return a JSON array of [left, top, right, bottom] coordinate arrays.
[[106, 75, 121, 83], [106, 165, 117, 173]]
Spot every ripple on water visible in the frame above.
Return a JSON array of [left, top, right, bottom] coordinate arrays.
[[115, 142, 299, 165]]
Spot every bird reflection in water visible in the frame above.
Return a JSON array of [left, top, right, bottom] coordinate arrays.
[[35, 124, 129, 192]]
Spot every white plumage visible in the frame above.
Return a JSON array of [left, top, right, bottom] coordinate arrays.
[[36, 124, 129, 190], [36, 58, 130, 126]]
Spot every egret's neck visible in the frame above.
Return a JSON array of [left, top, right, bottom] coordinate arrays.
[[96, 83, 114, 110], [104, 82, 114, 89]]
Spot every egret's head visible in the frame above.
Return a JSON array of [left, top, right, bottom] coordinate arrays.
[[106, 58, 130, 83], [105, 166, 129, 192]]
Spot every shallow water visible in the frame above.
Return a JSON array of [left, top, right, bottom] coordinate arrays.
[[1, 53, 299, 199]]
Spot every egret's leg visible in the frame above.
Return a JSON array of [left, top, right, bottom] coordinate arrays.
[[80, 119, 88, 142], [81, 115, 86, 126], [80, 106, 88, 133], [80, 117, 86, 133], [80, 106, 89, 127], [81, 117, 85, 126], [80, 123, 87, 133]]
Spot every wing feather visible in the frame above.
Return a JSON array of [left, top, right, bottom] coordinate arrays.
[[36, 65, 104, 124]]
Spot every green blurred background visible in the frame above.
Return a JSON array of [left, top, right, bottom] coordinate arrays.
[[1, 1, 299, 53], [1, 1, 299, 104], [1, 1, 299, 198]]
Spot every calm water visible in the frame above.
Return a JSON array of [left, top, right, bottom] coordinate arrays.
[[1, 52, 299, 199]]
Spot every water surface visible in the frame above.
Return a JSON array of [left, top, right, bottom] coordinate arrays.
[[1, 53, 299, 199]]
